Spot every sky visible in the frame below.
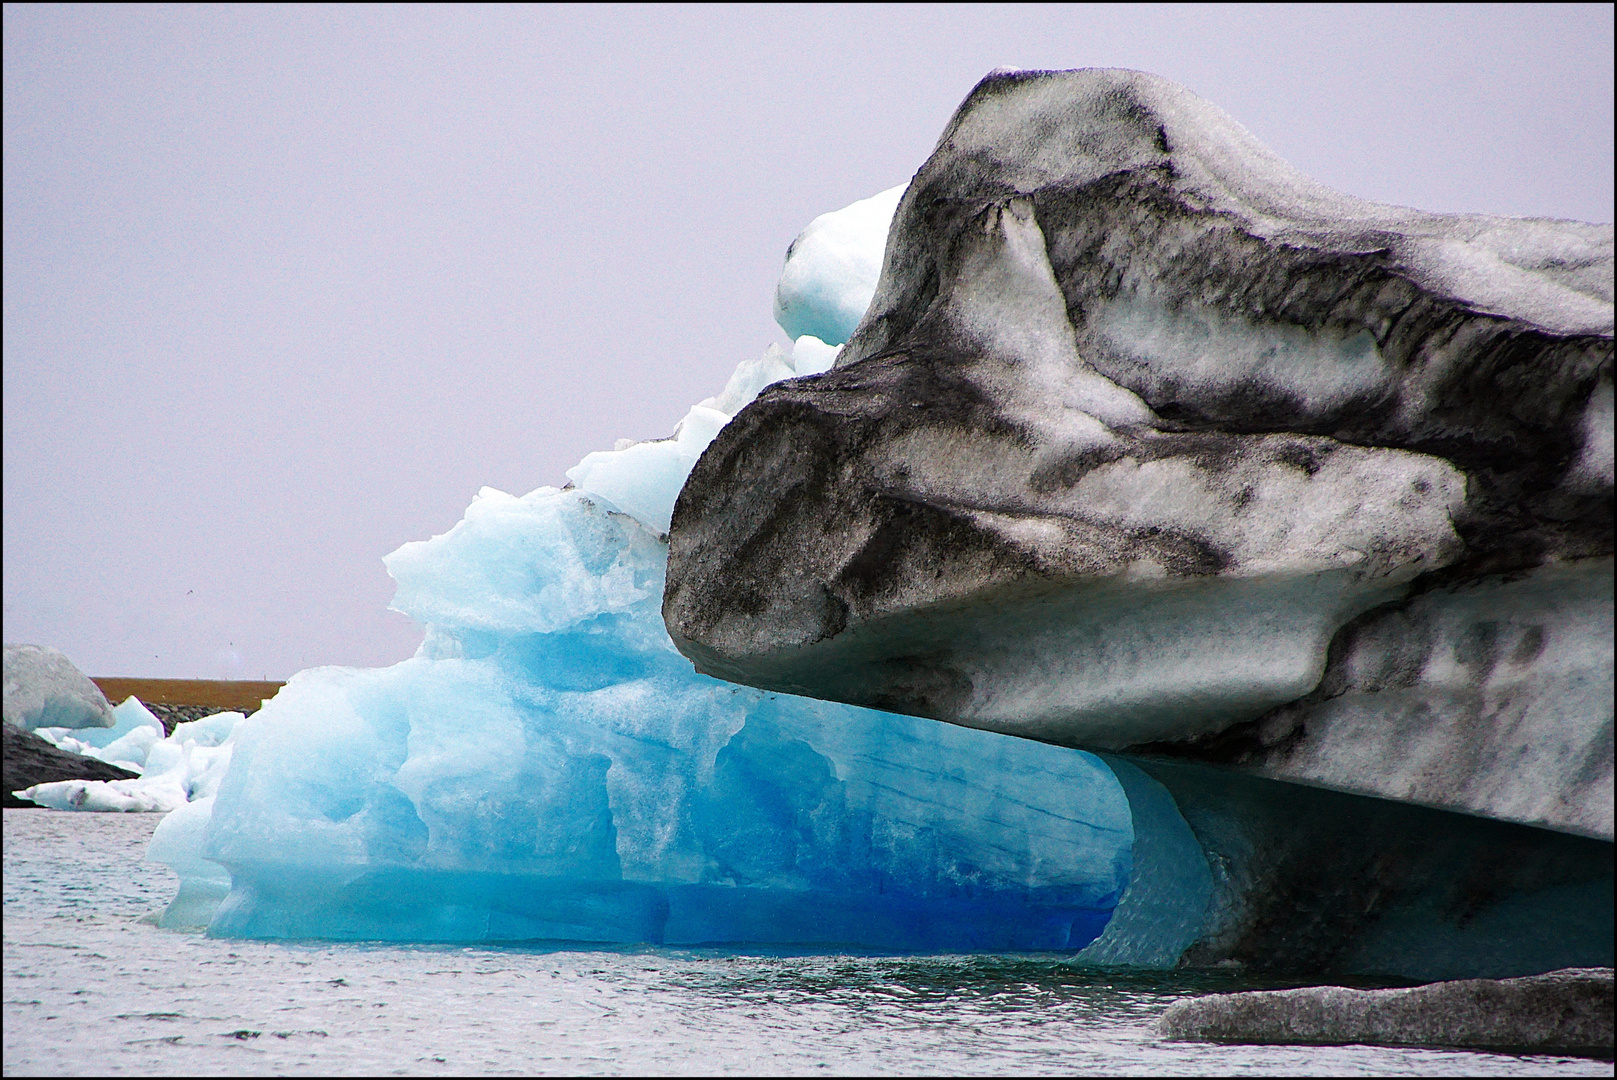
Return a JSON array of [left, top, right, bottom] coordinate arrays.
[[4, 4, 1613, 680]]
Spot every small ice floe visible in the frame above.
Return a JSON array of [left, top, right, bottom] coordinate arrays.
[[17, 697, 245, 812]]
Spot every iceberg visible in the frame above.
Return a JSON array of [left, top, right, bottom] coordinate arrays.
[[20, 698, 246, 812], [662, 70, 1611, 980], [3, 643, 116, 731], [142, 186, 1207, 955], [153, 490, 1139, 949], [663, 67, 1614, 841]]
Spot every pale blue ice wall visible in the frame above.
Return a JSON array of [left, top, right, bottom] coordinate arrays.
[[164, 488, 1136, 949], [144, 186, 1220, 955]]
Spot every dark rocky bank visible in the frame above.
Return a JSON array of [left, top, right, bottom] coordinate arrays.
[[3, 722, 139, 808]]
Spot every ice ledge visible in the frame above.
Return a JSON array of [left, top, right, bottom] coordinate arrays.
[[665, 68, 1612, 842], [1130, 558, 1615, 841]]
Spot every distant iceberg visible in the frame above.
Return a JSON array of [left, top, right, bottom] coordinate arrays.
[[21, 697, 245, 812], [140, 186, 1217, 956]]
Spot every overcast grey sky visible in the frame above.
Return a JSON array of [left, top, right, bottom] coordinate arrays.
[[5, 4, 1613, 680]]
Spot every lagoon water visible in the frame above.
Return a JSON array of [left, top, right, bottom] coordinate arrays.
[[4, 809, 1605, 1077]]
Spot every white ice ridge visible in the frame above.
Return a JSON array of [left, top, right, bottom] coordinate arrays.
[[773, 184, 907, 347], [21, 697, 246, 812], [140, 185, 1218, 959], [565, 185, 899, 536], [564, 335, 841, 536]]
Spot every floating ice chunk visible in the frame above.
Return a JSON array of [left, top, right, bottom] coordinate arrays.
[[18, 706, 247, 812], [41, 699, 167, 770], [17, 776, 180, 812], [92, 724, 165, 773], [153, 489, 1137, 949], [141, 181, 1203, 956], [774, 185, 906, 345], [80, 696, 165, 748], [3, 643, 115, 730]]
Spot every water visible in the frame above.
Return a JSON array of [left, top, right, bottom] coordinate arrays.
[[4, 809, 1606, 1076]]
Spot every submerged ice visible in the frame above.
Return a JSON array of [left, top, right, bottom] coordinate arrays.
[[143, 186, 1209, 955]]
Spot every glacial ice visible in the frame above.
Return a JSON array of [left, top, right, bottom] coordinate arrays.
[[152, 485, 1140, 948], [667, 191, 1471, 745], [564, 336, 843, 536], [653, 69, 1613, 978], [20, 698, 246, 812], [662, 68, 1610, 836], [773, 185, 906, 346], [141, 185, 1218, 957]]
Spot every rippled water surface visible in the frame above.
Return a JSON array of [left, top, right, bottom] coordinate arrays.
[[4, 809, 1605, 1076]]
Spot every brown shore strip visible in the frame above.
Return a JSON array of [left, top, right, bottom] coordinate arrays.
[[92, 678, 285, 712]]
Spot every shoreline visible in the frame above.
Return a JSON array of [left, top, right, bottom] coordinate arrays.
[[90, 678, 282, 734], [91, 678, 283, 711]]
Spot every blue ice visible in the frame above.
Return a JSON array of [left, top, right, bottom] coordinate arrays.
[[146, 186, 1212, 956], [157, 488, 1134, 948]]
